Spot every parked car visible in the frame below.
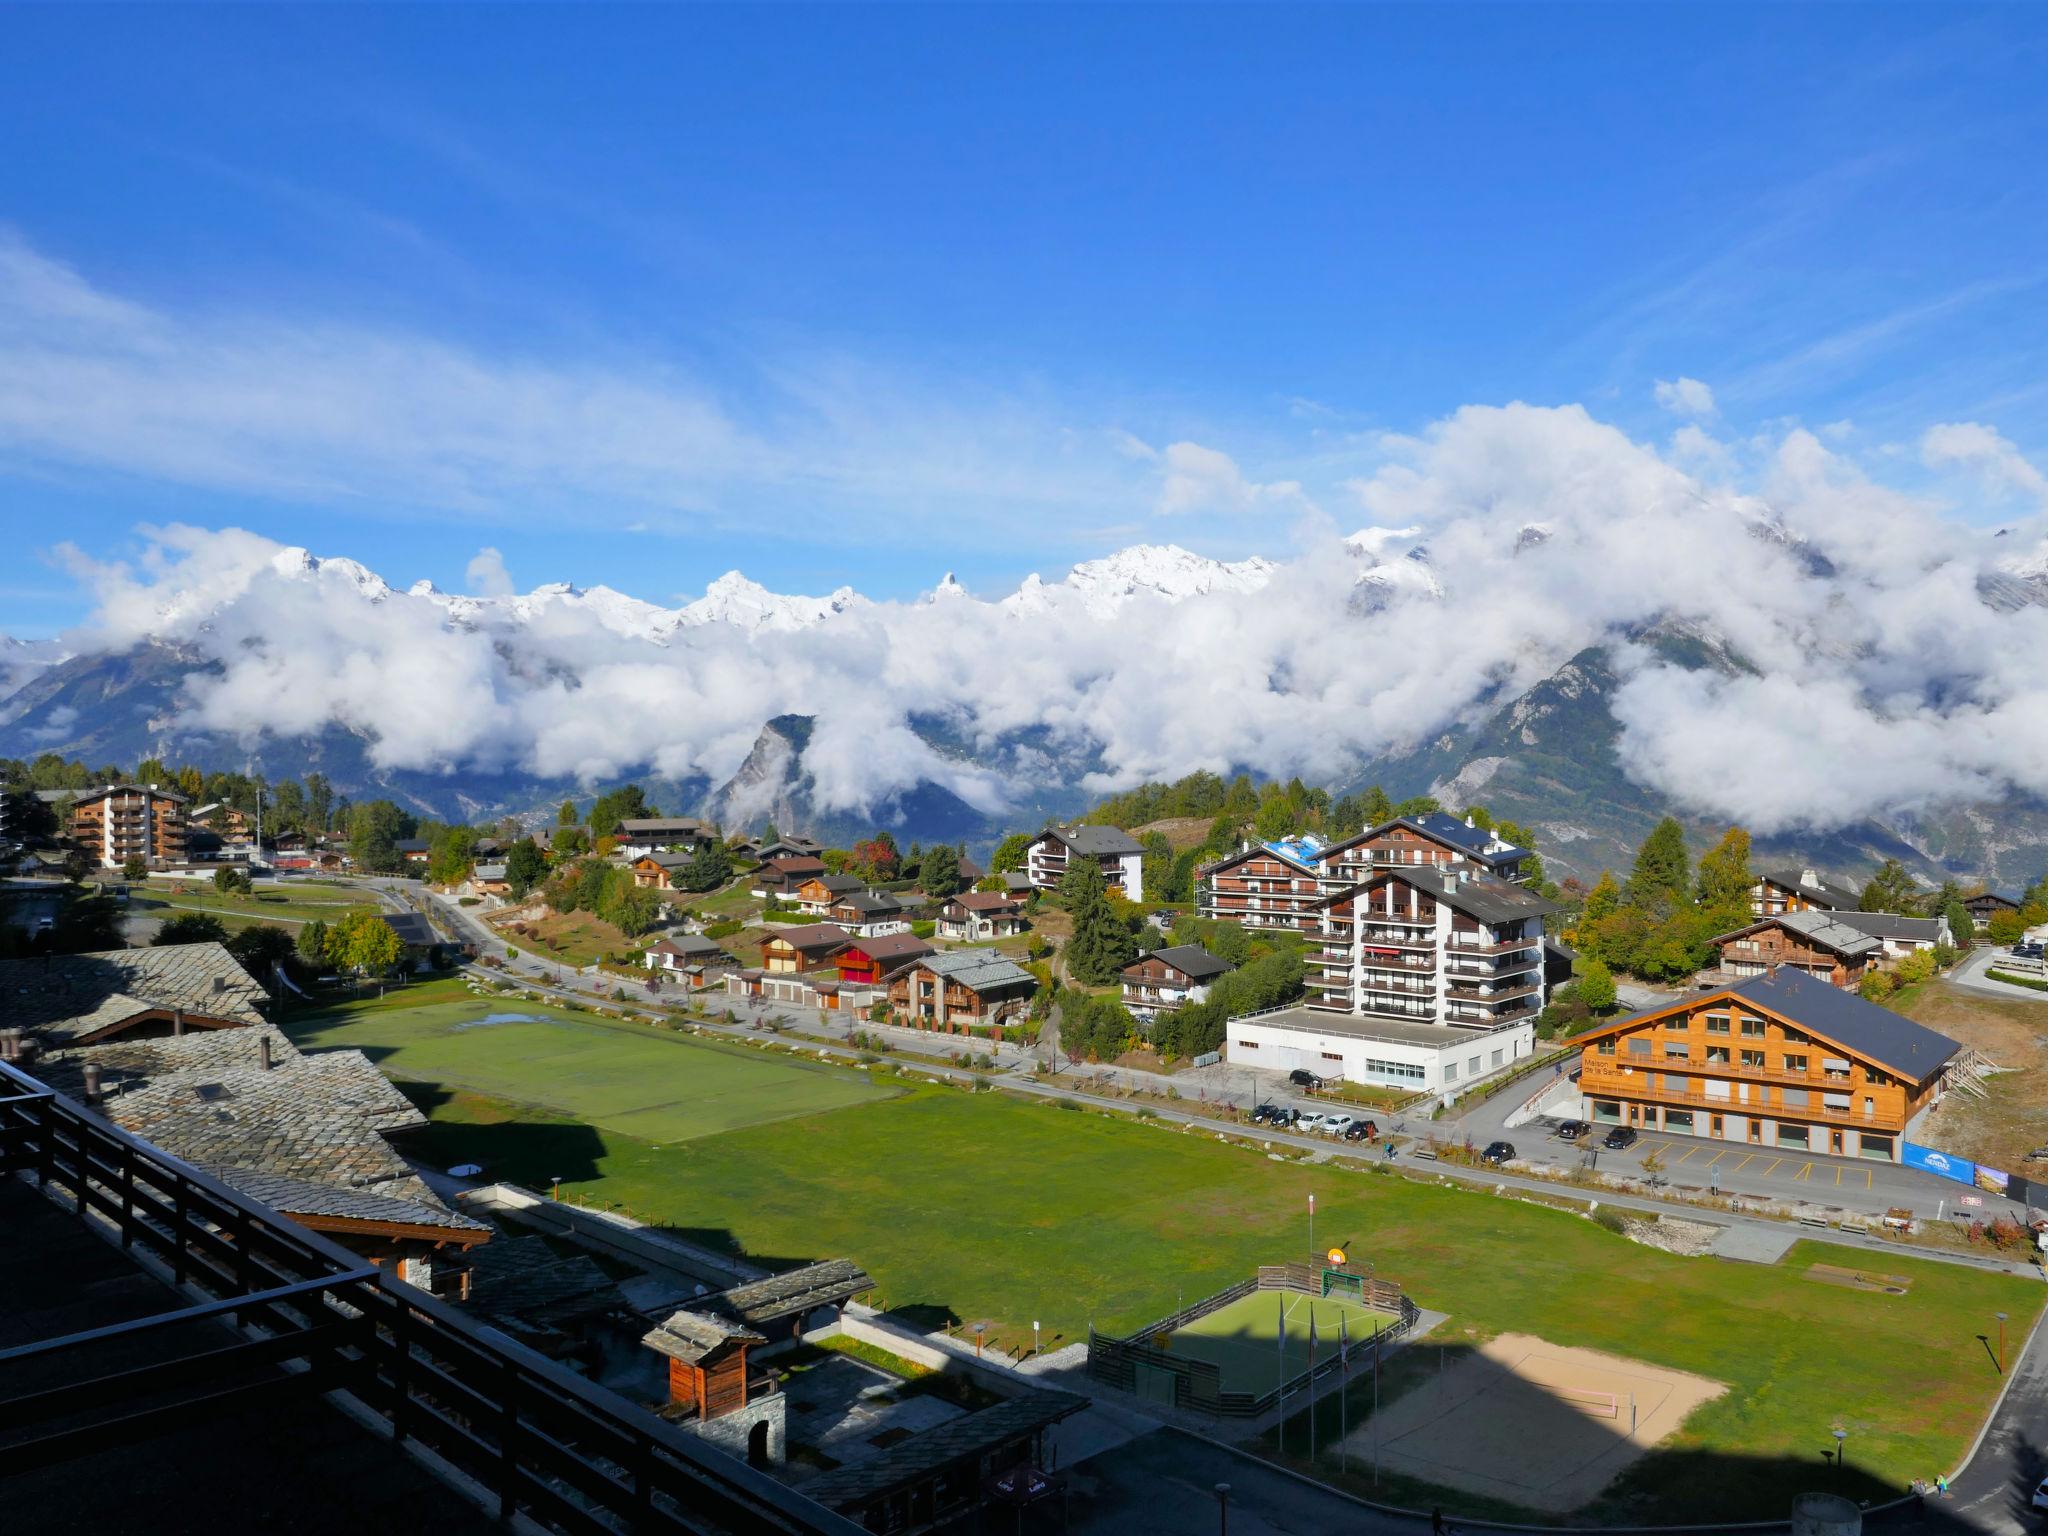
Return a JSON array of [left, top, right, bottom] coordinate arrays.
[[1252, 1102, 1296, 1127], [2030, 1476, 2048, 1512], [1602, 1125, 1638, 1150], [1288, 1068, 1322, 1089], [1555, 1119, 1591, 1141], [1295, 1111, 1327, 1133], [1481, 1141, 1515, 1165], [1342, 1120, 1377, 1142], [1321, 1113, 1356, 1137]]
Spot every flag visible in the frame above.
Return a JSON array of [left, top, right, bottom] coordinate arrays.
[[1309, 1307, 1319, 1367]]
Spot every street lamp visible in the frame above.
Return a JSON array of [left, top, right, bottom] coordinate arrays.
[[1214, 1482, 1231, 1536], [1998, 1311, 2009, 1373], [1832, 1427, 1847, 1484]]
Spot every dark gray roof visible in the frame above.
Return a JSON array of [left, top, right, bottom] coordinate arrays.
[[73, 783, 189, 806], [830, 933, 933, 963], [640, 1309, 765, 1365], [217, 1166, 489, 1233], [379, 911, 437, 947], [1726, 968, 1959, 1079], [1716, 910, 1882, 959], [616, 817, 715, 838], [1130, 944, 1231, 981], [648, 933, 729, 959], [812, 874, 867, 895], [1320, 813, 1524, 870], [704, 1258, 874, 1326], [1323, 865, 1552, 925], [1759, 867, 1862, 911], [1831, 911, 1946, 943], [465, 1234, 616, 1319], [0, 944, 269, 1042], [832, 892, 904, 916], [392, 838, 431, 854], [1044, 824, 1144, 857], [803, 1390, 1087, 1510], [762, 922, 853, 952]]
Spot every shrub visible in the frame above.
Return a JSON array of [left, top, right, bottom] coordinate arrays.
[[1592, 1207, 1629, 1234], [1988, 969, 2048, 993], [703, 919, 744, 940], [910, 920, 936, 939]]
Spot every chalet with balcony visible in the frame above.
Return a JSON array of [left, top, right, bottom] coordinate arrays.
[[1965, 889, 2021, 926], [1750, 866, 1861, 918], [1196, 835, 1325, 934], [1121, 945, 1231, 1020], [1315, 812, 1529, 889], [643, 934, 738, 979], [630, 850, 696, 890], [1569, 968, 1960, 1161], [1025, 825, 1144, 901], [888, 951, 1037, 1031], [935, 891, 1028, 941], [796, 873, 868, 914], [189, 802, 250, 837], [1310, 865, 1553, 1031], [829, 933, 935, 985], [1834, 909, 1952, 958], [1713, 911, 1881, 989], [613, 817, 718, 860], [69, 783, 188, 869], [758, 923, 852, 974], [755, 836, 823, 863], [469, 862, 511, 898], [750, 855, 828, 899], [824, 891, 912, 937]]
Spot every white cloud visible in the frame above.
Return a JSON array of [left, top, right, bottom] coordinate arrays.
[[1152, 440, 1311, 518], [465, 546, 514, 597], [1921, 421, 2048, 505], [1653, 376, 1717, 417]]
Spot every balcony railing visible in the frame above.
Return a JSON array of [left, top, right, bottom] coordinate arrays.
[[1589, 1054, 1880, 1092], [0, 1063, 863, 1536], [1578, 1067, 1898, 1130]]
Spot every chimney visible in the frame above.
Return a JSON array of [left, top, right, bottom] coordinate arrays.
[[1464, 813, 1475, 828], [0, 1028, 18, 1061], [172, 1009, 185, 1037], [212, 975, 226, 995], [257, 1035, 273, 1072], [81, 1062, 102, 1104]]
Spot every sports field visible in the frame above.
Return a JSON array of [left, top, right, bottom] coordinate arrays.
[[1165, 1288, 1394, 1396], [287, 980, 897, 1142]]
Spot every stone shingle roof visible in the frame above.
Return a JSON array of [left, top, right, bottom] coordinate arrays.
[[640, 1309, 766, 1365], [465, 1234, 616, 1319], [1717, 909, 1881, 959], [0, 944, 269, 1043], [910, 950, 1037, 994], [1128, 944, 1231, 981], [803, 1389, 1088, 1509], [706, 1259, 874, 1326]]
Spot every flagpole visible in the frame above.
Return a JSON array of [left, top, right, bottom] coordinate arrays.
[[1308, 1189, 1315, 1277], [1373, 1324, 1381, 1486], [1341, 1312, 1350, 1474], [1308, 1309, 1318, 1464], [1275, 1292, 1287, 1456]]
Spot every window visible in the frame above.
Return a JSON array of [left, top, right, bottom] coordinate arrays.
[[1778, 1122, 1810, 1148], [1664, 1109, 1694, 1132], [1322, 1051, 1343, 1062], [1597, 1039, 1616, 1056], [1444, 1061, 1459, 1082], [1666, 1015, 1690, 1031], [1236, 1039, 1256, 1050], [1782, 1088, 1809, 1109], [1704, 1015, 1730, 1035], [1627, 1039, 1652, 1056], [1705, 1047, 1731, 1065], [1863, 1068, 1885, 1085], [1364, 1058, 1424, 1082], [1490, 1049, 1504, 1068], [1782, 1053, 1808, 1073], [1740, 1017, 1767, 1038], [1663, 1043, 1690, 1059], [1662, 1074, 1689, 1093], [1781, 1027, 1808, 1045], [1741, 1050, 1766, 1069]]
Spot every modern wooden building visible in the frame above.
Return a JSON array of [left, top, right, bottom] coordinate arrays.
[[887, 951, 1037, 1031], [758, 923, 853, 974], [796, 873, 868, 914], [630, 851, 695, 889], [1314, 812, 1530, 889], [1311, 866, 1552, 1029], [1121, 945, 1232, 1020], [70, 783, 188, 869], [613, 817, 718, 859], [1750, 866, 1861, 918], [1712, 911, 1882, 989], [1195, 836, 1326, 933], [750, 855, 829, 899], [824, 892, 912, 937], [1568, 968, 1961, 1161]]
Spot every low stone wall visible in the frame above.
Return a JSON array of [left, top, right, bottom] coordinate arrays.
[[462, 1182, 758, 1288], [689, 1392, 786, 1466]]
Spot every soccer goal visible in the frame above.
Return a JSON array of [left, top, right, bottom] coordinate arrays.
[[1555, 1386, 1621, 1419], [1321, 1268, 1364, 1299]]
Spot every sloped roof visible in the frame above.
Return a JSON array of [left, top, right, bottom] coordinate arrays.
[[218, 1166, 489, 1235], [832, 933, 933, 964], [617, 817, 715, 838], [379, 911, 437, 947], [640, 1309, 765, 1365], [761, 923, 852, 952], [1129, 944, 1232, 981], [1318, 813, 1523, 869], [1716, 909, 1881, 959], [1831, 911, 1947, 943], [0, 944, 269, 1042], [1198, 839, 1322, 879], [803, 1390, 1087, 1510], [911, 950, 1037, 994], [73, 783, 188, 806], [1321, 865, 1554, 925], [648, 934, 729, 959], [945, 891, 1023, 913], [832, 892, 905, 916], [808, 873, 867, 894], [1759, 867, 1863, 911], [705, 1258, 874, 1326], [1042, 824, 1143, 856]]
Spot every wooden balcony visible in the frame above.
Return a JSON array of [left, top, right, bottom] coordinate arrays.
[[1591, 1054, 1874, 1092], [1579, 1066, 1900, 1130]]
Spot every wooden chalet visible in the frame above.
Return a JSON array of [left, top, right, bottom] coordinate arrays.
[[1965, 889, 2021, 925], [829, 933, 934, 985], [641, 1311, 769, 1421], [630, 850, 695, 890], [759, 923, 853, 974], [1713, 911, 1881, 989], [643, 934, 738, 976], [1024, 824, 1144, 900], [755, 836, 824, 863], [751, 855, 829, 898], [934, 891, 1027, 941], [1120, 944, 1231, 1018], [888, 951, 1037, 1031], [825, 891, 911, 937], [1314, 812, 1528, 888], [1568, 968, 1960, 1162], [1750, 866, 1861, 918], [614, 817, 717, 858], [469, 862, 511, 897], [796, 873, 867, 913], [1196, 836, 1325, 934]]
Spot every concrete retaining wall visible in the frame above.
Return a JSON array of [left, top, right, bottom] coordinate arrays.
[[463, 1182, 759, 1288]]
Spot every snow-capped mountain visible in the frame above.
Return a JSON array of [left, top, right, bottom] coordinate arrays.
[[674, 571, 868, 632], [1001, 543, 1279, 618]]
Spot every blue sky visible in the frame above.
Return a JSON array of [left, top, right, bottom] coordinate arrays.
[[3, 3, 2046, 636]]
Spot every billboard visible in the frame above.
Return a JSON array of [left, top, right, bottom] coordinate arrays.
[[1903, 1142, 1978, 1185], [1975, 1164, 2011, 1196]]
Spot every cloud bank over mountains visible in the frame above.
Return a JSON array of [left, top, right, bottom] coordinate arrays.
[[21, 398, 2048, 839]]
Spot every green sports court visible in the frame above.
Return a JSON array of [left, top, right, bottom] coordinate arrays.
[[1164, 1286, 1396, 1396]]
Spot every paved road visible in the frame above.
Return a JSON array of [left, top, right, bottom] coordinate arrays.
[[1951, 946, 2048, 1005]]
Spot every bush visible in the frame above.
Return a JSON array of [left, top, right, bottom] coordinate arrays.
[[910, 920, 936, 939], [1592, 1207, 1628, 1234], [1988, 968, 2048, 993], [703, 919, 744, 940], [458, 896, 480, 906]]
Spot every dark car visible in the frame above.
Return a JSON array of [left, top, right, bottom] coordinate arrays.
[[1251, 1103, 1295, 1127], [1287, 1068, 1321, 1089], [1481, 1140, 1515, 1165], [1603, 1125, 1638, 1150], [1555, 1119, 1591, 1142], [1342, 1120, 1377, 1142]]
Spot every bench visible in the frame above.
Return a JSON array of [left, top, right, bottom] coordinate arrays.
[[1412, 1148, 1440, 1162], [1798, 1215, 1830, 1230], [1840, 1218, 1870, 1236]]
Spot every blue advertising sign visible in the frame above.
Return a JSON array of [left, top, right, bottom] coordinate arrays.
[[1903, 1142, 1977, 1185]]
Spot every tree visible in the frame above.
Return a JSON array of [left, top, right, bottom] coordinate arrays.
[[1625, 818, 1690, 911], [1495, 818, 1546, 889], [121, 854, 148, 883], [682, 838, 734, 893], [1576, 957, 1617, 1014], [329, 910, 404, 975], [1060, 860, 1137, 985], [298, 918, 331, 970], [304, 771, 333, 834], [347, 799, 414, 874], [557, 800, 579, 826], [505, 838, 546, 898], [853, 832, 900, 879], [1580, 871, 1621, 928], [551, 826, 589, 858], [1945, 899, 1975, 948], [1392, 794, 1442, 819], [1859, 858, 1919, 915], [153, 913, 228, 947], [225, 924, 296, 977], [1693, 826, 1753, 917], [920, 844, 961, 901], [214, 866, 253, 896], [587, 785, 653, 840], [1988, 909, 2027, 946], [427, 825, 478, 887], [1252, 794, 1295, 841]]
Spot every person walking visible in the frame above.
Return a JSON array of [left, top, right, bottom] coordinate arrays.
[[1432, 1508, 1446, 1536]]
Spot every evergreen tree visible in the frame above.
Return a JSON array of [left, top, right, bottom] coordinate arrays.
[[920, 844, 961, 900], [121, 854, 148, 883], [1060, 860, 1137, 984], [1625, 818, 1691, 910], [587, 785, 653, 839], [1945, 898, 1975, 947], [153, 913, 228, 947], [298, 918, 331, 969], [1581, 870, 1621, 926], [1222, 774, 1258, 819], [1252, 792, 1295, 841], [225, 924, 296, 977], [1859, 858, 1919, 915], [557, 800, 579, 826], [1360, 785, 1395, 828], [682, 838, 734, 893], [504, 837, 547, 898]]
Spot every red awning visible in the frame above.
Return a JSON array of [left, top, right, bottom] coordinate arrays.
[[1362, 945, 1402, 955]]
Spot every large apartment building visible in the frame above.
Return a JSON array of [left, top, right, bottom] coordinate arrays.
[[1314, 811, 1531, 888], [1310, 865, 1554, 1030], [1026, 824, 1144, 901], [1569, 968, 1959, 1162], [70, 783, 188, 869], [1196, 835, 1326, 933]]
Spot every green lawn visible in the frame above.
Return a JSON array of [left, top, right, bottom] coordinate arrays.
[[133, 879, 380, 929], [315, 982, 2044, 1523], [285, 980, 898, 1143]]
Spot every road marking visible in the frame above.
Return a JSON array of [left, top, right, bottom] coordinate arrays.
[[1705, 1148, 1734, 1166], [1833, 1165, 1843, 1187], [1732, 1154, 1757, 1173], [1858, 1167, 1873, 1190], [1760, 1157, 1784, 1176], [1673, 1144, 1704, 1165], [1792, 1161, 1814, 1181]]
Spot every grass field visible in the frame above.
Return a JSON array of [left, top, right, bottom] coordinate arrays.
[[486, 908, 633, 968], [321, 981, 2044, 1522], [286, 980, 898, 1143], [133, 878, 380, 930], [1166, 1288, 1395, 1396]]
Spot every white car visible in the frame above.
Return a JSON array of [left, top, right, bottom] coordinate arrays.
[[1322, 1113, 1357, 1137], [2031, 1477, 2048, 1512], [1295, 1111, 1327, 1134]]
